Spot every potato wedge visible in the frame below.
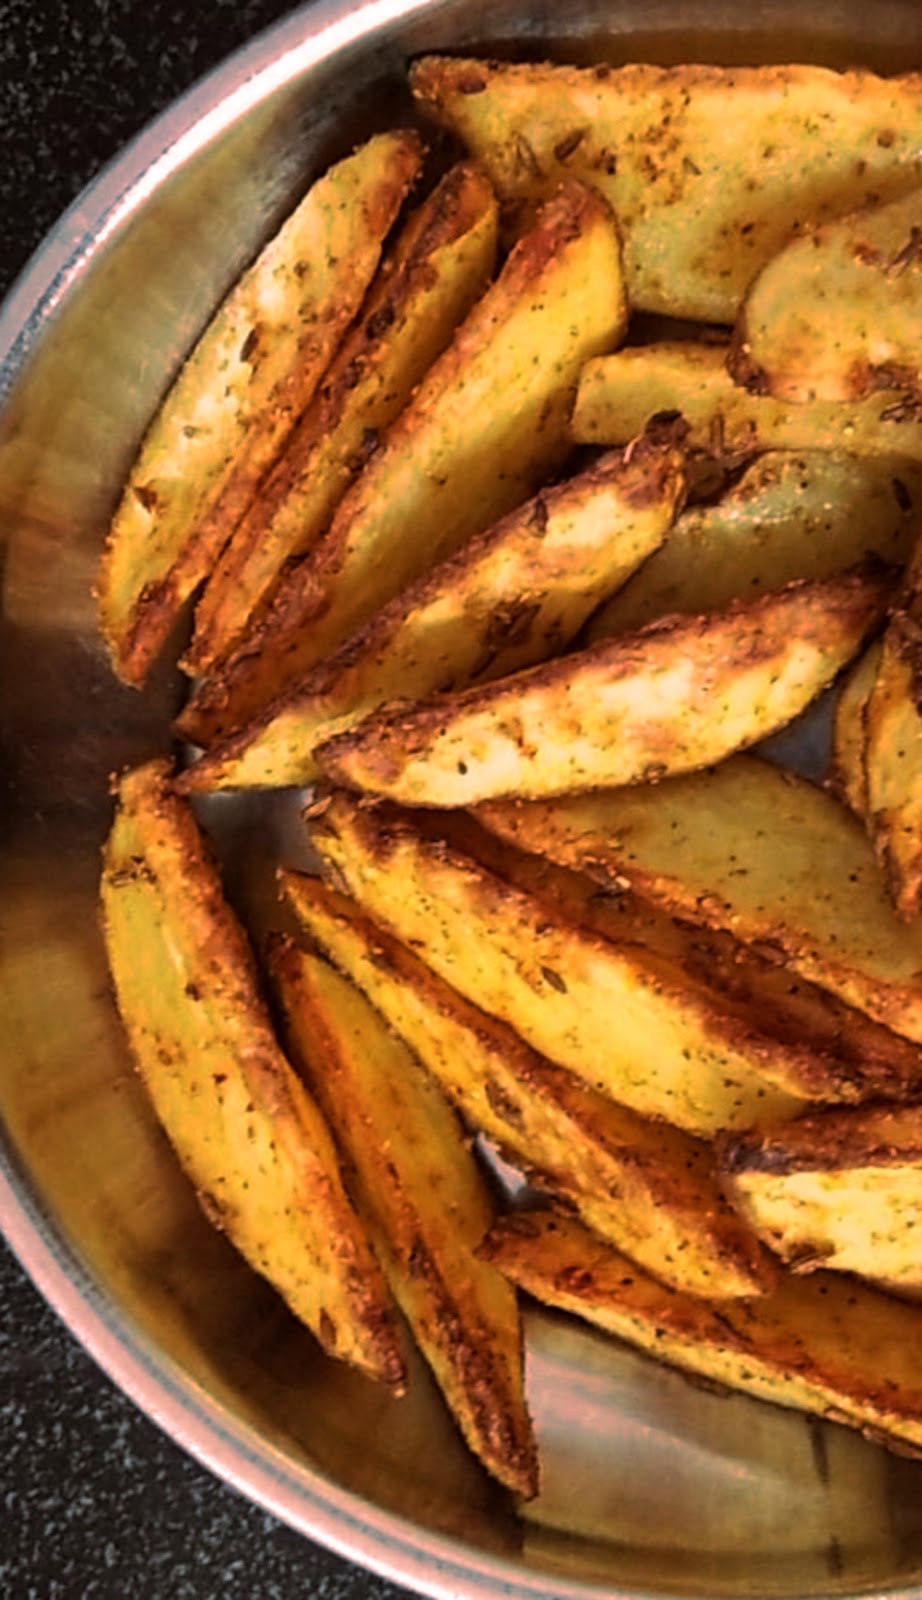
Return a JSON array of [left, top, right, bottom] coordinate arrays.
[[865, 546, 922, 920], [183, 164, 499, 676], [176, 439, 684, 784], [97, 131, 423, 687], [831, 640, 882, 819], [176, 180, 627, 741], [267, 934, 538, 1497], [731, 189, 922, 404], [720, 1104, 922, 1296], [410, 56, 922, 323], [475, 755, 922, 1043], [307, 793, 810, 1135], [469, 807, 922, 1106], [279, 873, 774, 1299], [99, 761, 404, 1388], [586, 451, 922, 641], [572, 342, 922, 462], [317, 564, 890, 807], [483, 1209, 922, 1459]]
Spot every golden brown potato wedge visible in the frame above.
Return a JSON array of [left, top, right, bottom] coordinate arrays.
[[720, 1103, 922, 1296], [316, 564, 890, 807], [483, 1209, 922, 1459], [731, 189, 922, 404], [176, 439, 684, 785], [267, 934, 538, 1497], [572, 342, 922, 462], [831, 640, 882, 819], [279, 873, 775, 1300], [306, 792, 810, 1136], [183, 163, 499, 676], [99, 761, 404, 1388], [410, 56, 922, 323], [176, 179, 627, 741], [470, 806, 922, 1106], [865, 545, 922, 920], [586, 451, 922, 641], [97, 131, 423, 687], [474, 755, 922, 1043]]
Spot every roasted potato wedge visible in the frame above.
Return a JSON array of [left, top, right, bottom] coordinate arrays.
[[865, 545, 922, 920], [731, 189, 922, 404], [410, 56, 922, 324], [97, 131, 422, 687], [470, 806, 922, 1106], [99, 761, 404, 1388], [586, 451, 922, 641], [572, 342, 922, 462], [475, 755, 922, 1043], [720, 1103, 922, 1296], [317, 563, 890, 807], [831, 640, 882, 819], [176, 439, 684, 786], [267, 934, 538, 1497], [483, 1209, 922, 1459], [184, 163, 499, 676], [176, 179, 627, 740], [307, 792, 810, 1135], [279, 873, 775, 1299]]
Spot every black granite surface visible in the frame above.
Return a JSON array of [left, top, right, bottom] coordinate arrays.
[[0, 3, 415, 1594]]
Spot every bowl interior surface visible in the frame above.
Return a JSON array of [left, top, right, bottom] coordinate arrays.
[[3, 1, 922, 1596]]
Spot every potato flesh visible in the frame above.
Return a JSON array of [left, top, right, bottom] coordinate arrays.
[[99, 762, 404, 1387], [410, 56, 922, 323], [268, 937, 538, 1497], [97, 131, 422, 687], [731, 189, 922, 403], [483, 1210, 922, 1457], [176, 442, 683, 790], [476, 756, 922, 1043], [183, 164, 499, 679], [280, 873, 774, 1300], [308, 794, 809, 1136], [175, 179, 628, 739], [831, 642, 881, 819], [573, 342, 922, 461], [316, 565, 889, 807], [720, 1104, 922, 1293], [587, 450, 922, 641]]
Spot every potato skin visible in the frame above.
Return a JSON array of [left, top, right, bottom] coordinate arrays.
[[100, 760, 404, 1388], [483, 1209, 922, 1459]]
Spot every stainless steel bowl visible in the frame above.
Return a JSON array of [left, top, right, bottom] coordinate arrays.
[[3, 3, 922, 1596]]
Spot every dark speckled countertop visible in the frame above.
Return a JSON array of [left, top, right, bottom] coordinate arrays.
[[0, 3, 414, 1594]]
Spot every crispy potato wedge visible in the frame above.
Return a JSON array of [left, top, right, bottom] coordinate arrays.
[[317, 563, 890, 807], [586, 451, 922, 641], [470, 806, 922, 1106], [731, 189, 922, 404], [865, 547, 922, 920], [483, 1209, 922, 1459], [99, 761, 404, 1388], [572, 342, 922, 462], [176, 439, 684, 785], [307, 792, 810, 1135], [410, 56, 922, 323], [184, 164, 499, 676], [177, 180, 627, 741], [97, 131, 422, 687], [267, 934, 538, 1497], [475, 755, 922, 1043], [720, 1104, 922, 1296], [279, 873, 775, 1299], [831, 640, 882, 819]]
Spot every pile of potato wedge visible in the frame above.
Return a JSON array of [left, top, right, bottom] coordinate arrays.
[[97, 52, 922, 1499]]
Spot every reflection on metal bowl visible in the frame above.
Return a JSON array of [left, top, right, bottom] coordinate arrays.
[[2, 2, 922, 1596]]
